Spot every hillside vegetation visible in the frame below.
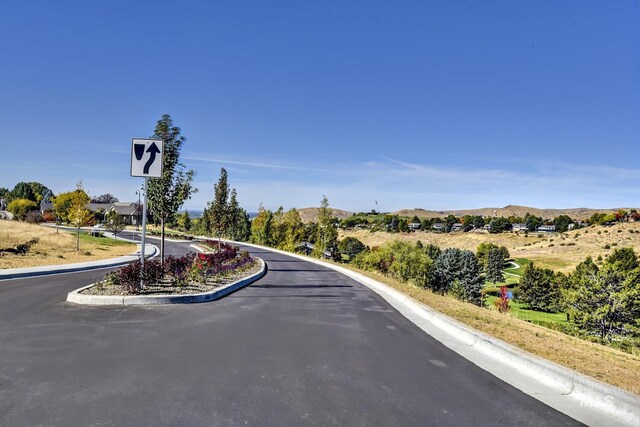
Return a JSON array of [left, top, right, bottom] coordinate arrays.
[[341, 221, 640, 272]]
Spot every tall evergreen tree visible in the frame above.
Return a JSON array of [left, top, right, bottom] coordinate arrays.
[[565, 252, 640, 341], [207, 168, 229, 246], [227, 188, 239, 240], [147, 114, 197, 262], [431, 248, 484, 305], [518, 263, 562, 312], [223, 188, 251, 242], [486, 247, 506, 283]]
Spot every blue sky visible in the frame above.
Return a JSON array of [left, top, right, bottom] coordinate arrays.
[[1, 1, 639, 212]]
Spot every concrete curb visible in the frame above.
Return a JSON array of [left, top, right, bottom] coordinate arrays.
[[66, 258, 266, 305], [0, 244, 159, 281], [229, 241, 640, 427]]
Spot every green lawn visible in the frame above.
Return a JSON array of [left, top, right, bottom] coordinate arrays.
[[75, 232, 135, 246], [504, 257, 531, 276], [485, 296, 567, 325]]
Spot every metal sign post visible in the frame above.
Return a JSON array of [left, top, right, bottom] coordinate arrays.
[[130, 138, 164, 288], [140, 178, 149, 283]]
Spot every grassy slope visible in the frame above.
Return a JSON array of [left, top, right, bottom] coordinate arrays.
[[0, 221, 135, 268]]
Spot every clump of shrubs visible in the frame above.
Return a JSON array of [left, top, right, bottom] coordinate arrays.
[[105, 259, 166, 294], [104, 242, 253, 294], [14, 238, 39, 255]]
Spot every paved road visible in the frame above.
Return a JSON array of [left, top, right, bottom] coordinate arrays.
[[0, 241, 582, 426]]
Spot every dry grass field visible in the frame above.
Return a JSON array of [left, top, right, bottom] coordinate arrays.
[[0, 221, 136, 269], [341, 221, 640, 272]]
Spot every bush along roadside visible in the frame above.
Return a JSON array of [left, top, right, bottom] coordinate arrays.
[[96, 242, 255, 295], [347, 240, 640, 356]]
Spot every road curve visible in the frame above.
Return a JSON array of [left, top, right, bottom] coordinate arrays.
[[0, 242, 581, 426]]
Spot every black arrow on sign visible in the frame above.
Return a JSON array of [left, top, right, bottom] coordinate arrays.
[[143, 142, 161, 174]]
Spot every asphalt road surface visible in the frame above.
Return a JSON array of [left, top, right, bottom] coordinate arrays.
[[0, 239, 583, 426]]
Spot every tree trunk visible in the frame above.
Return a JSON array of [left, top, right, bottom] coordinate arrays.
[[76, 227, 80, 251]]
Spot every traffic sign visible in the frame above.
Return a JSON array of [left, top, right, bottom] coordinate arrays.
[[131, 138, 164, 178]]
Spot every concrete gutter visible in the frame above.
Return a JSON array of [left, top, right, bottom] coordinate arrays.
[[0, 244, 158, 281], [229, 241, 640, 427], [66, 257, 266, 305]]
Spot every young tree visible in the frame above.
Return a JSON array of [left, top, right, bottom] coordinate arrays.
[[105, 209, 126, 238], [227, 189, 240, 240], [281, 208, 304, 250], [176, 210, 192, 232], [270, 207, 287, 248], [314, 195, 338, 258], [234, 208, 252, 242], [250, 204, 273, 245], [207, 168, 229, 246], [146, 114, 197, 261], [67, 184, 92, 251]]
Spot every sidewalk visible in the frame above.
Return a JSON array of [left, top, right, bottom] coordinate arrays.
[[0, 244, 157, 280]]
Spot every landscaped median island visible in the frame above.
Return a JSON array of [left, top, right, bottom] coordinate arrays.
[[71, 241, 264, 304]]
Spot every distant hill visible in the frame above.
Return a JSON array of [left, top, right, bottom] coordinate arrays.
[[393, 205, 635, 221], [297, 207, 354, 223], [293, 204, 637, 223]]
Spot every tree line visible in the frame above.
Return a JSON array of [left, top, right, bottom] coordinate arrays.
[[338, 210, 638, 234]]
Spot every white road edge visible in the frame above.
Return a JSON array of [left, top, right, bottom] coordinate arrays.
[[230, 241, 640, 427]]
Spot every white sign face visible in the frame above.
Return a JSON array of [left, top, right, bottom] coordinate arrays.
[[131, 138, 164, 178]]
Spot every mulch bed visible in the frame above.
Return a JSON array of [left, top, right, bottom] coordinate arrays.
[[81, 260, 261, 296]]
